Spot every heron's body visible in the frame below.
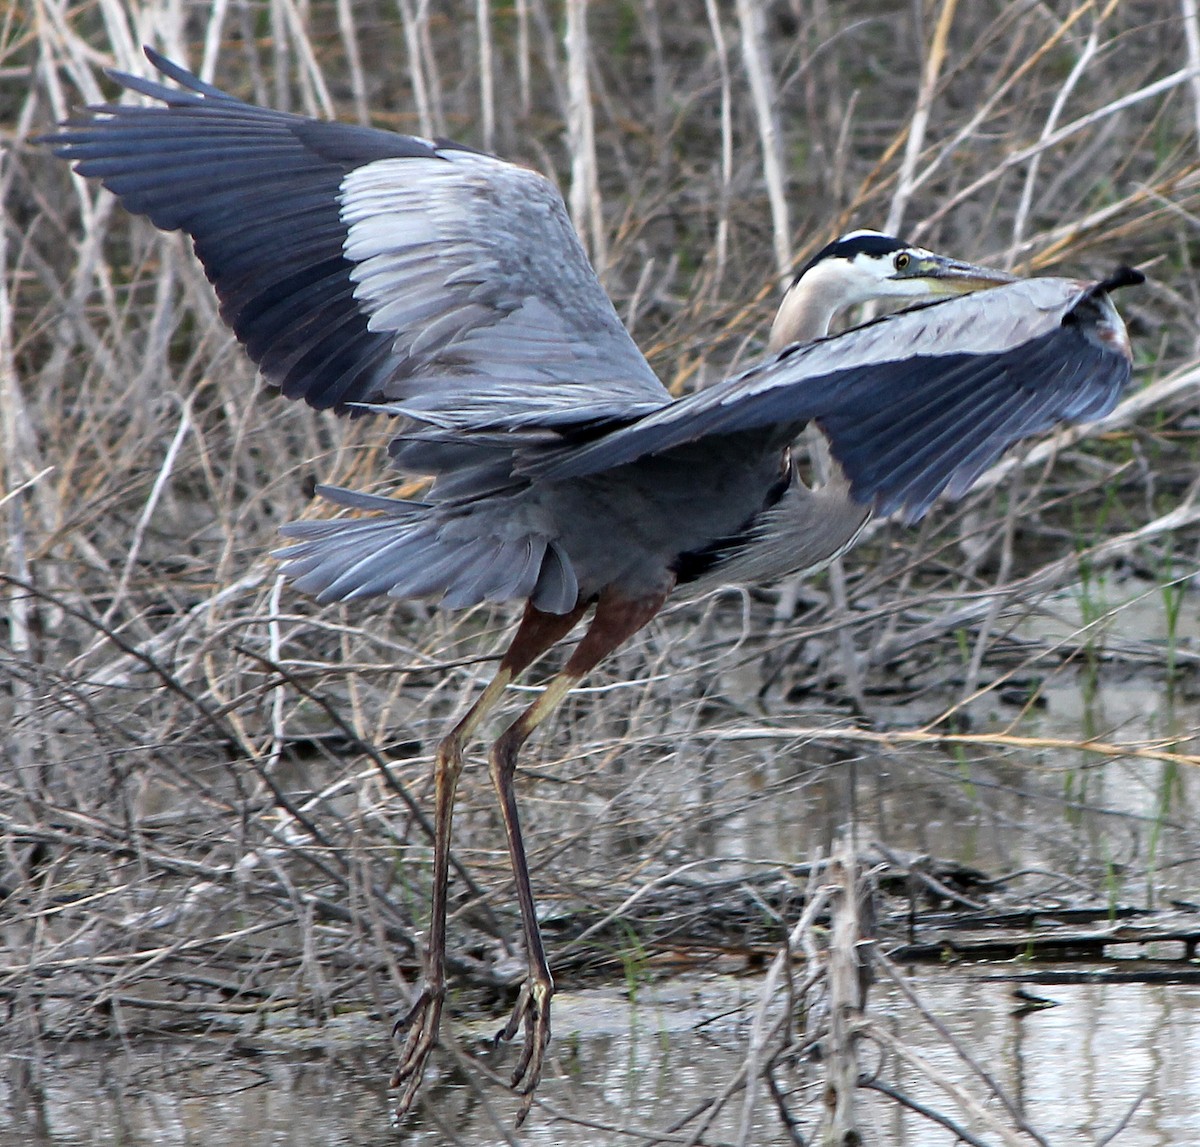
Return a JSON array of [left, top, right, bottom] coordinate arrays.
[[283, 268, 1135, 613], [44, 49, 1141, 1123], [291, 425, 810, 611]]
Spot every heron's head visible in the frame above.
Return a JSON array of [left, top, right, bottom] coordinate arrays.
[[769, 230, 1017, 350]]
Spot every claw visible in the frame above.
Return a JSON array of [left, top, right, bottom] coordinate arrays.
[[494, 976, 553, 1124], [390, 983, 445, 1118]]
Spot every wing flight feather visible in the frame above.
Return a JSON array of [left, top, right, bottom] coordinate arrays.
[[535, 276, 1137, 522], [43, 48, 669, 425]]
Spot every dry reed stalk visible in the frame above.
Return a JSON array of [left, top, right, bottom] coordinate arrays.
[[565, 0, 605, 273], [736, 0, 791, 281], [397, 0, 435, 138], [335, 0, 370, 125], [816, 852, 867, 1146], [923, 65, 1200, 232], [735, 871, 829, 1144], [704, 0, 734, 286], [1008, 4, 1117, 254], [883, 0, 958, 237], [872, 952, 1053, 1146], [1183, 0, 1200, 149], [197, 0, 230, 85], [0, 172, 36, 807], [477, 0, 496, 151], [702, 721, 1200, 772], [958, 461, 1020, 702], [882, 3, 1096, 244]]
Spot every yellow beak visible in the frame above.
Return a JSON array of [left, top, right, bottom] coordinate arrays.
[[899, 252, 1019, 295]]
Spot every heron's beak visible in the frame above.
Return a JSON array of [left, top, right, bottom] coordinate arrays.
[[899, 252, 1018, 295]]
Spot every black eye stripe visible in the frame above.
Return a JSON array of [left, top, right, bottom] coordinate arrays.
[[796, 232, 908, 281]]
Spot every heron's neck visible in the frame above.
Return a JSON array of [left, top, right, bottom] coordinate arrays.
[[768, 260, 867, 350], [768, 286, 837, 350]]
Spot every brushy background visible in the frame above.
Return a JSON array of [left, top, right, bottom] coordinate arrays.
[[4, 1, 1200, 1142]]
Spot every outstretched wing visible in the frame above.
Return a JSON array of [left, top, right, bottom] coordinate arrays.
[[43, 48, 669, 426], [536, 273, 1140, 522]]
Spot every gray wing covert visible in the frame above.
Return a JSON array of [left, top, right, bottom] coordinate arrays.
[[340, 153, 670, 428]]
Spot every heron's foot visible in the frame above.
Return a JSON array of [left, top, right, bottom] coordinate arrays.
[[495, 976, 553, 1124], [389, 983, 446, 1118]]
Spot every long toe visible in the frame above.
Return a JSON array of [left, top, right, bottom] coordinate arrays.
[[512, 983, 552, 1094], [495, 981, 531, 1047], [390, 986, 445, 1116], [495, 977, 553, 1124]]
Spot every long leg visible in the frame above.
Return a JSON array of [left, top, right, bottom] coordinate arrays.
[[488, 587, 669, 1123], [391, 600, 586, 1118]]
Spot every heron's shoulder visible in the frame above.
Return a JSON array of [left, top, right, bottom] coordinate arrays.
[[337, 142, 561, 215]]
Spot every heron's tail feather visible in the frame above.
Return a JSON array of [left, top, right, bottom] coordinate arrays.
[[273, 488, 579, 613]]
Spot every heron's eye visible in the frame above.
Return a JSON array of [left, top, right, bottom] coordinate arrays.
[[894, 252, 911, 271]]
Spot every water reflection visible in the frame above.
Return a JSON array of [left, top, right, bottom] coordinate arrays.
[[4, 973, 1198, 1145]]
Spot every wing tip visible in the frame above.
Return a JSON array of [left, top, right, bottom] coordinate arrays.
[[1095, 265, 1145, 294], [97, 46, 230, 106]]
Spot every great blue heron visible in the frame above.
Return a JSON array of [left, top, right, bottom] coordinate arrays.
[[44, 48, 1141, 1121]]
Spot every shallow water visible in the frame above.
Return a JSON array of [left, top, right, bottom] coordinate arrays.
[[6, 971, 1200, 1145]]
